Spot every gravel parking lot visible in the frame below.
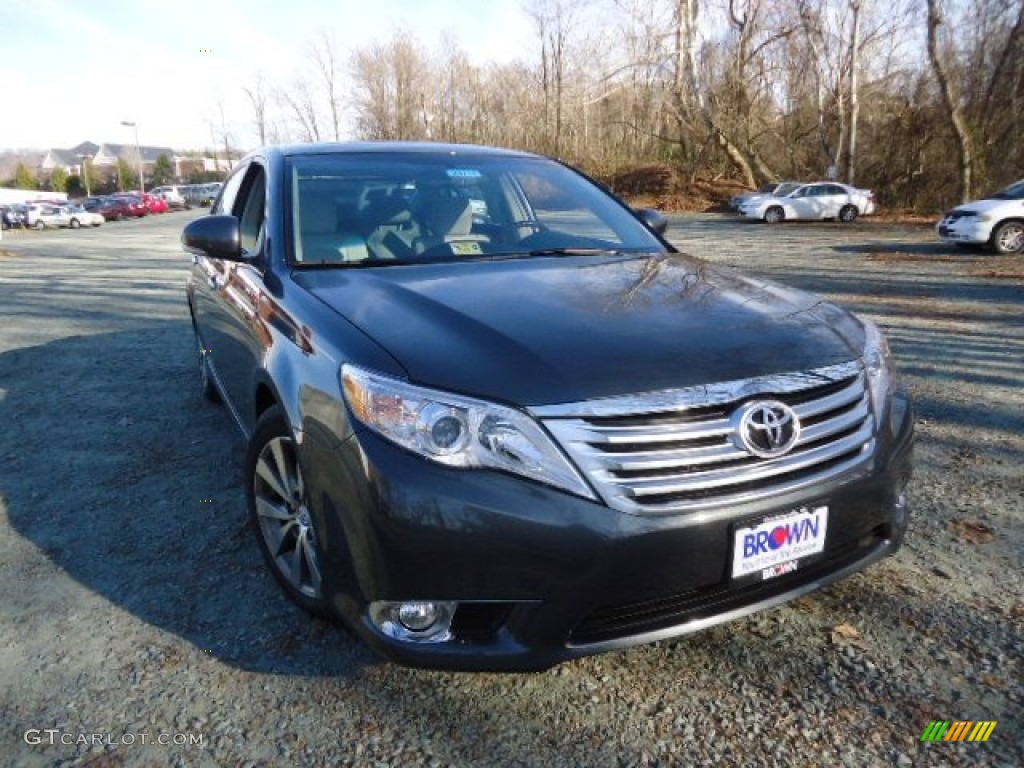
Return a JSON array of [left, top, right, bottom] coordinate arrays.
[[1, 212, 1021, 767]]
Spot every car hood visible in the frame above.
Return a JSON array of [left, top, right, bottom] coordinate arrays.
[[294, 254, 864, 406], [950, 197, 1023, 215]]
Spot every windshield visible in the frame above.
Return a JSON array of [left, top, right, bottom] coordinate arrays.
[[992, 179, 1024, 200], [287, 153, 668, 266], [774, 182, 800, 196]]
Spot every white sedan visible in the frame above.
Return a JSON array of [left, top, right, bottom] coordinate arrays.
[[737, 182, 876, 223], [63, 204, 105, 228]]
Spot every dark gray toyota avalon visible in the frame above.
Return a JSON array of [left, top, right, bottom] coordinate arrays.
[[184, 142, 913, 671]]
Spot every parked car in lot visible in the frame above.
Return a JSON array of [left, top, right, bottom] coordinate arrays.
[[1, 203, 28, 229], [84, 196, 132, 221], [738, 182, 876, 223], [729, 181, 801, 211], [935, 178, 1024, 254], [184, 142, 913, 671], [150, 185, 190, 210], [110, 195, 148, 218], [183, 184, 216, 207], [25, 203, 73, 229], [138, 193, 168, 214], [63, 203, 105, 228]]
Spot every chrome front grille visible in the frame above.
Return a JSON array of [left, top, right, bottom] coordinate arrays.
[[535, 361, 875, 515]]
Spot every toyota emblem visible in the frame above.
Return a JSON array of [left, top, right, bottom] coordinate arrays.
[[734, 400, 801, 458]]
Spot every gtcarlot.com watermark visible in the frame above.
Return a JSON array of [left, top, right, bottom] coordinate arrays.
[[24, 728, 203, 747]]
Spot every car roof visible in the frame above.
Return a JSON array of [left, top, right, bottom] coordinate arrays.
[[264, 141, 538, 160]]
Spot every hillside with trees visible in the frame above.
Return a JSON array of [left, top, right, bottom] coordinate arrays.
[[239, 0, 1020, 211]]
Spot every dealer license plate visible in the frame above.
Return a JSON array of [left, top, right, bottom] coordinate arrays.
[[731, 506, 828, 580]]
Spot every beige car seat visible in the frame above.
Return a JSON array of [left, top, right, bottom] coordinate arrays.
[[411, 189, 489, 256], [364, 196, 418, 260], [297, 193, 369, 263]]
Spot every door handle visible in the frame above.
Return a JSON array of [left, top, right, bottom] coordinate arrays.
[[208, 275, 220, 290]]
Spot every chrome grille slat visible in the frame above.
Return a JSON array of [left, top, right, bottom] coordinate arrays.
[[798, 396, 869, 443], [556, 417, 734, 445], [627, 452, 873, 515], [578, 441, 749, 471], [792, 379, 864, 419], [539, 362, 875, 515], [584, 395, 870, 473], [600, 421, 875, 496]]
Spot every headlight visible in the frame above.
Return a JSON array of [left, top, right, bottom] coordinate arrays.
[[862, 320, 896, 423], [966, 213, 991, 222], [341, 365, 596, 499]]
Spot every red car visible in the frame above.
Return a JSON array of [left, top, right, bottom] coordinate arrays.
[[139, 193, 168, 214], [111, 195, 148, 217], [84, 196, 134, 221]]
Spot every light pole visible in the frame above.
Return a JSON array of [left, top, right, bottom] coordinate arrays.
[[77, 154, 91, 197], [121, 120, 145, 193]]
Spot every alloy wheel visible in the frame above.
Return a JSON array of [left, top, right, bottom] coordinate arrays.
[[994, 222, 1024, 253], [252, 437, 322, 599]]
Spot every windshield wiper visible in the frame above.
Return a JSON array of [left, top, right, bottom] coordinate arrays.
[[526, 247, 624, 257]]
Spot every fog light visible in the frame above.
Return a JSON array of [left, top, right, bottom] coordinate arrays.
[[398, 601, 442, 632], [369, 600, 456, 643]]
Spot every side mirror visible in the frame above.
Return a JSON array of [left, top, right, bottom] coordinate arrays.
[[636, 208, 669, 236], [182, 215, 241, 261]]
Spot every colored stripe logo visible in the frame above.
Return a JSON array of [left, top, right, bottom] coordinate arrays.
[[921, 721, 997, 742]]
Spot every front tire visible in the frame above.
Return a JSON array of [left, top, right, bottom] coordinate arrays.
[[839, 205, 859, 223], [70, 218, 81, 229], [34, 220, 45, 230], [764, 206, 784, 224], [991, 221, 1024, 254], [246, 406, 331, 617]]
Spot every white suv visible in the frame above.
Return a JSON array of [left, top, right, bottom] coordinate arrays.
[[936, 179, 1024, 254], [150, 185, 189, 209]]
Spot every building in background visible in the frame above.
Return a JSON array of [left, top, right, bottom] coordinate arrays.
[[38, 141, 231, 190]]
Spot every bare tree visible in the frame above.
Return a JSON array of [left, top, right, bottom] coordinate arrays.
[[279, 80, 322, 143], [926, 0, 974, 201], [526, 0, 580, 155], [243, 73, 270, 146], [846, 0, 862, 184], [310, 33, 345, 141], [351, 33, 431, 141]]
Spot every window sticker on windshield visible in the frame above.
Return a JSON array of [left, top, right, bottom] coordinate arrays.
[[450, 242, 483, 255], [446, 169, 483, 178]]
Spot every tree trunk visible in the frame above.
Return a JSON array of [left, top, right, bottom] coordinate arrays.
[[714, 125, 758, 187], [926, 0, 974, 202], [846, 1, 862, 185]]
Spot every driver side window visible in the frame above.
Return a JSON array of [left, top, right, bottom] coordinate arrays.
[[211, 164, 247, 215], [237, 166, 267, 256]]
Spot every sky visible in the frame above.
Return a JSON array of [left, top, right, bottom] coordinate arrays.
[[0, 0, 538, 153]]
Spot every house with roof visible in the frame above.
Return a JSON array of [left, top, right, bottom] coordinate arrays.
[[39, 141, 230, 188]]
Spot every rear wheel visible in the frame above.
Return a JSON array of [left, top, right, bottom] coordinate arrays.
[[839, 205, 859, 223], [991, 221, 1024, 254], [764, 206, 784, 224], [246, 406, 332, 617], [70, 218, 81, 229]]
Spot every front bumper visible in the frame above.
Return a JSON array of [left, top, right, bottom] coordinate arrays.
[[301, 392, 914, 671], [936, 218, 991, 245]]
